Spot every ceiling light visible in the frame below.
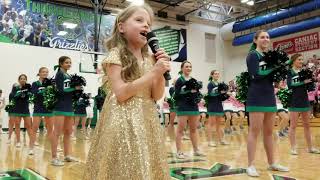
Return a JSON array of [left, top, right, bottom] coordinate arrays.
[[63, 22, 77, 29], [57, 31, 67, 36], [126, 0, 144, 5], [241, 0, 249, 3], [247, 0, 254, 6]]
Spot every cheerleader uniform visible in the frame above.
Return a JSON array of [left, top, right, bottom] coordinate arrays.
[[246, 50, 277, 112], [174, 76, 200, 116], [53, 70, 75, 116], [31, 81, 53, 117], [169, 87, 177, 113], [223, 98, 235, 113], [287, 69, 310, 112], [207, 81, 224, 116], [86, 98, 94, 119], [9, 85, 30, 117], [198, 100, 207, 114], [74, 97, 87, 117]]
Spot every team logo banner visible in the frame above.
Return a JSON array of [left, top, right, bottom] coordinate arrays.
[[0, 0, 115, 52]]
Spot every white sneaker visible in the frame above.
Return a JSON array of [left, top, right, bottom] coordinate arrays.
[[290, 149, 298, 155], [176, 152, 187, 159], [247, 166, 259, 177], [183, 136, 190, 140], [309, 148, 320, 154], [28, 149, 34, 155], [34, 142, 40, 146], [51, 158, 64, 166], [208, 142, 217, 147], [193, 150, 206, 157], [16, 142, 21, 148], [84, 136, 90, 140], [220, 140, 230, 145], [268, 164, 289, 172]]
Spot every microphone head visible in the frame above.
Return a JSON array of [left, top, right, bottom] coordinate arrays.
[[146, 31, 156, 40], [146, 31, 158, 44]]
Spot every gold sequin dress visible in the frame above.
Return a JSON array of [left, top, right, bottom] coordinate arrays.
[[83, 48, 170, 180]]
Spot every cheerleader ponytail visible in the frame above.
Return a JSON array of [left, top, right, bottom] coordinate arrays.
[[249, 43, 257, 52]]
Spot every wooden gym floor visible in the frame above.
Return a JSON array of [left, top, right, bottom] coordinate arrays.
[[1, 118, 320, 180]]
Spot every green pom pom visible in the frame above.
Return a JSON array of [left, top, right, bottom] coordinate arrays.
[[276, 88, 292, 109], [43, 85, 59, 111], [235, 72, 250, 103]]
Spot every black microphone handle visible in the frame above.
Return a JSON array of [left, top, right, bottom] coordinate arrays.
[[164, 71, 171, 81], [151, 44, 171, 80]]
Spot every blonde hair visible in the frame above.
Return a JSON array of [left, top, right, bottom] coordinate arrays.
[[105, 4, 154, 82]]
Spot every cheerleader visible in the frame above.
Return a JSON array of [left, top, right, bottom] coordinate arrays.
[[287, 53, 320, 155], [227, 92, 243, 134], [73, 93, 88, 140], [30, 67, 54, 155], [246, 30, 289, 177], [9, 74, 33, 149], [86, 93, 94, 130], [0, 89, 4, 134], [206, 70, 229, 146], [167, 83, 176, 142], [175, 61, 203, 159], [198, 98, 207, 128], [274, 81, 289, 138], [223, 94, 235, 135], [233, 95, 246, 131], [51, 56, 81, 166]]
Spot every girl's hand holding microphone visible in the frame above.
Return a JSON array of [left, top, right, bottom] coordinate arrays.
[[153, 48, 171, 75]]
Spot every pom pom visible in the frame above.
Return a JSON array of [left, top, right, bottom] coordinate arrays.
[[43, 85, 59, 111], [5, 100, 15, 112], [70, 74, 86, 87], [276, 88, 292, 109], [42, 77, 55, 87], [235, 72, 250, 103], [262, 49, 290, 82]]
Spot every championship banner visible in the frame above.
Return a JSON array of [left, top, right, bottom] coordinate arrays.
[[0, 0, 115, 52], [273, 32, 320, 54], [153, 26, 187, 62]]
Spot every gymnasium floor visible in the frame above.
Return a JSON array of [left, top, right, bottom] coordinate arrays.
[[1, 120, 320, 180]]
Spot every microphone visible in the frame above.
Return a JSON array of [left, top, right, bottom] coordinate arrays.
[[146, 31, 171, 81]]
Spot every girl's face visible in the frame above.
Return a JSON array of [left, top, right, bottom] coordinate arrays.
[[60, 58, 72, 70], [254, 32, 270, 50], [293, 56, 304, 69], [182, 62, 192, 76], [39, 68, 48, 79], [119, 8, 151, 49], [19, 76, 27, 86], [212, 71, 220, 81]]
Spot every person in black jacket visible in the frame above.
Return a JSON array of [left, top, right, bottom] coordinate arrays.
[[206, 70, 229, 147], [30, 67, 54, 155], [245, 30, 289, 177], [175, 61, 203, 159], [9, 74, 32, 149], [287, 53, 320, 155], [51, 56, 81, 166]]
